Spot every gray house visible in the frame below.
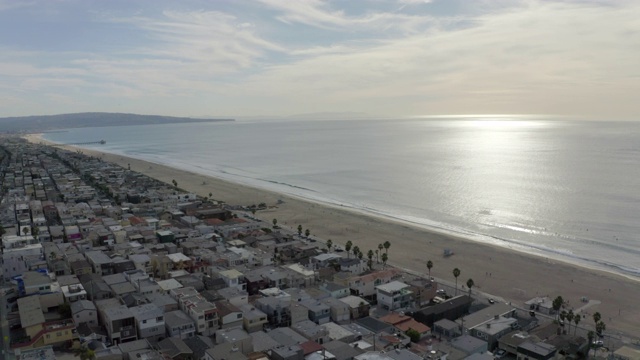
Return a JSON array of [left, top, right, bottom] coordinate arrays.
[[129, 303, 165, 341], [165, 310, 196, 339]]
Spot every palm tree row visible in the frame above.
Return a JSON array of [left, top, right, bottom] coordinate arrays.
[[552, 295, 608, 357], [296, 224, 311, 237], [422, 261, 472, 299], [338, 240, 391, 270]]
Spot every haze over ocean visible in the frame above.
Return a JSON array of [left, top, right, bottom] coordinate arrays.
[[44, 117, 640, 278]]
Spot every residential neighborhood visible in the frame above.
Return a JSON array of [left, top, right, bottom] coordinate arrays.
[[0, 137, 637, 360]]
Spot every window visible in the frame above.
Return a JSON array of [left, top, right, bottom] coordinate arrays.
[[237, 314, 242, 319], [143, 320, 147, 324]]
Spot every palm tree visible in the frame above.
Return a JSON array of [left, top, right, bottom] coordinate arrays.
[[466, 278, 474, 297], [593, 312, 601, 327], [559, 311, 567, 328], [209, 192, 213, 198], [573, 315, 581, 335], [375, 249, 379, 263], [587, 330, 595, 358], [272, 218, 278, 228], [426, 260, 433, 279], [357, 251, 364, 260], [305, 229, 310, 237], [378, 243, 384, 255], [566, 310, 574, 333], [383, 241, 391, 254], [326, 239, 333, 252], [596, 321, 606, 337], [297, 225, 303, 236], [367, 258, 373, 271], [381, 253, 388, 267], [453, 268, 461, 295], [367, 249, 374, 263], [552, 296, 564, 320], [345, 241, 353, 258], [352, 246, 360, 260]]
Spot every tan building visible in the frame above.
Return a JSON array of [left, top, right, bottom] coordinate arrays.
[[14, 296, 75, 350]]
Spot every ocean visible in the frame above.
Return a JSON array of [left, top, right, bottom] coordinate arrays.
[[43, 117, 640, 279]]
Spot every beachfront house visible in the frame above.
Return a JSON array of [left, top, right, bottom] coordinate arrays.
[[375, 281, 413, 311], [336, 268, 402, 301]]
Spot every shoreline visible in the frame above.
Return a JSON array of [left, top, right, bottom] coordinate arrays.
[[50, 137, 640, 283], [24, 133, 640, 336]]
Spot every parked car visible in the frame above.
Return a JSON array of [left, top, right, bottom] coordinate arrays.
[[495, 349, 507, 359], [488, 298, 495, 304], [592, 340, 604, 348]]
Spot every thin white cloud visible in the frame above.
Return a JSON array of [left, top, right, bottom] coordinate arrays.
[[0, 0, 36, 12], [107, 10, 284, 68], [259, 0, 436, 34], [0, 0, 638, 119], [228, 0, 640, 118]]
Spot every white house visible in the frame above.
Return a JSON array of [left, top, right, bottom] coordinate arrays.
[[375, 281, 413, 311]]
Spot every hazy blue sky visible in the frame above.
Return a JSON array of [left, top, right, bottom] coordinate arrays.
[[1, 0, 638, 119]]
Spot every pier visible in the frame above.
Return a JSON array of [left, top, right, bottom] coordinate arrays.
[[50, 139, 106, 146]]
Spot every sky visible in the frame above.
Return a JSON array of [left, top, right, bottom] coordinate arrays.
[[0, 0, 638, 120]]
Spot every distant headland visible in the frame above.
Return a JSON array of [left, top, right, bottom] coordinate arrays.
[[0, 112, 234, 133]]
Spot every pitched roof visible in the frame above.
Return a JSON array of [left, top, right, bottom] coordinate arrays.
[[183, 336, 215, 360], [70, 299, 97, 314], [158, 337, 193, 358]]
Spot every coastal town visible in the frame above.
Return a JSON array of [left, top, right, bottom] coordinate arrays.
[[0, 137, 638, 360]]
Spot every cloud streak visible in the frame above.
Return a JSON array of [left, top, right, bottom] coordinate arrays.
[[0, 0, 638, 119]]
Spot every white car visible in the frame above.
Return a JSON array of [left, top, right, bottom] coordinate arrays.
[[495, 349, 507, 358]]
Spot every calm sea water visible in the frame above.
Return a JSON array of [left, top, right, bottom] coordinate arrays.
[[44, 118, 640, 278]]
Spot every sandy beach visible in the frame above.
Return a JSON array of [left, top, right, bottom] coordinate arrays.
[[24, 133, 640, 338]]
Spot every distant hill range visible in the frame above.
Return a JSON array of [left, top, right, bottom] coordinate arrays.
[[0, 112, 234, 133]]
